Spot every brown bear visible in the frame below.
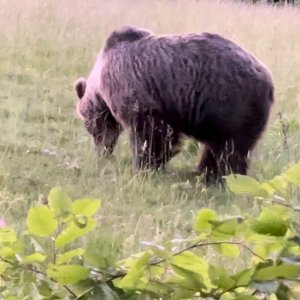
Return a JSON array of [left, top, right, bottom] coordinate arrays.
[[75, 26, 274, 182]]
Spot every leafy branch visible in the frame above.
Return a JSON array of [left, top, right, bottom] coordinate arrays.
[[0, 255, 77, 298], [107, 239, 265, 282], [1, 160, 300, 299]]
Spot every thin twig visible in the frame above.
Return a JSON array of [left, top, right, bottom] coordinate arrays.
[[108, 240, 265, 281], [53, 238, 57, 265], [0, 256, 77, 298], [237, 242, 266, 261], [272, 199, 300, 212], [156, 240, 265, 265]]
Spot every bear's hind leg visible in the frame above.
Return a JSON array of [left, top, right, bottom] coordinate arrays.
[[129, 113, 180, 170], [224, 151, 249, 176], [197, 142, 249, 184]]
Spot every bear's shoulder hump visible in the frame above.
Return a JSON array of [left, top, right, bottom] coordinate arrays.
[[104, 26, 152, 51]]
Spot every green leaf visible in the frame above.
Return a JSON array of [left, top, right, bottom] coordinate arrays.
[[48, 187, 72, 217], [71, 279, 96, 298], [260, 182, 276, 196], [171, 251, 210, 275], [72, 199, 101, 217], [218, 243, 240, 257], [282, 161, 300, 187], [212, 219, 240, 237], [194, 209, 217, 232], [264, 175, 288, 197], [232, 268, 255, 286], [0, 246, 15, 259], [0, 261, 8, 275], [171, 264, 206, 291], [254, 264, 300, 281], [117, 252, 151, 290], [169, 290, 196, 300], [37, 280, 54, 298], [135, 281, 171, 297], [55, 218, 96, 248], [0, 228, 17, 243], [170, 251, 211, 290], [27, 206, 58, 237], [226, 174, 269, 197], [47, 264, 89, 284], [209, 265, 235, 290], [23, 253, 46, 263], [56, 248, 85, 265], [251, 207, 289, 237]]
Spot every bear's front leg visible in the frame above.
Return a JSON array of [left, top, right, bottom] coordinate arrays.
[[129, 113, 180, 170]]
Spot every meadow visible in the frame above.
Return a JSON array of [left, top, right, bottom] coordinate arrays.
[[0, 0, 300, 268]]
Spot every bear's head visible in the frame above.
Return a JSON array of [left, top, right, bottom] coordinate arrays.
[[74, 77, 122, 155]]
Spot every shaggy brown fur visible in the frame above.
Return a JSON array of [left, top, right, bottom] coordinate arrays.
[[75, 76, 122, 154], [75, 26, 274, 182]]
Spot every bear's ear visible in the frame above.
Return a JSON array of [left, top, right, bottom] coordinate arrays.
[[74, 77, 87, 99]]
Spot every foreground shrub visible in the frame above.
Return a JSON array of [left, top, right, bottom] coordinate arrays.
[[1, 164, 300, 299]]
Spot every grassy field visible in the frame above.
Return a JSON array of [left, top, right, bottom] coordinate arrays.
[[0, 0, 300, 262]]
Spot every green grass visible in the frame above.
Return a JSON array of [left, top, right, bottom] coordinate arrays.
[[1, 0, 300, 260]]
